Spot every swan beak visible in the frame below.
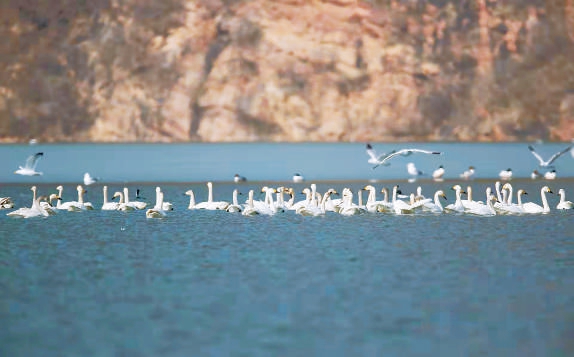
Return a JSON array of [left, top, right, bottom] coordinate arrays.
[[523, 192, 528, 195], [396, 189, 402, 195], [441, 194, 447, 200], [460, 190, 467, 195]]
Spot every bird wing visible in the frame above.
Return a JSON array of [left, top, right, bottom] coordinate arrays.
[[528, 146, 545, 165], [365, 143, 389, 161], [372, 149, 440, 169], [24, 152, 43, 170], [372, 150, 400, 169], [546, 145, 573, 165]]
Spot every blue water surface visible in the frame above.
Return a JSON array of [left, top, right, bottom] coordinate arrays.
[[1, 142, 573, 356]]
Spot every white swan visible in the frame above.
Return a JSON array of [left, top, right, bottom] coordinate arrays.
[[123, 187, 147, 210], [338, 188, 367, 216], [226, 189, 243, 213], [296, 189, 338, 216], [62, 185, 94, 212], [497, 183, 525, 215], [7, 187, 51, 218], [521, 186, 553, 214], [242, 190, 260, 216], [146, 187, 167, 218], [389, 185, 413, 215], [556, 188, 573, 210], [445, 185, 466, 213], [422, 190, 447, 213], [465, 187, 497, 216], [461, 185, 483, 211], [39, 193, 60, 215], [362, 185, 389, 213], [54, 185, 77, 210], [112, 191, 135, 211], [185, 189, 197, 209], [101, 186, 120, 210], [194, 182, 230, 210], [290, 188, 313, 211]]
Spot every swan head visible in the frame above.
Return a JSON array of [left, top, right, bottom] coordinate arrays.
[[185, 189, 194, 196], [558, 188, 565, 195], [542, 186, 553, 194], [502, 183, 512, 190], [56, 185, 63, 191], [362, 185, 375, 191], [436, 190, 447, 200], [30, 185, 37, 192], [517, 189, 526, 196], [77, 185, 85, 192], [207, 182, 213, 188]]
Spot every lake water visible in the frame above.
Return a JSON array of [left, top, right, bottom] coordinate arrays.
[[1, 142, 573, 356]]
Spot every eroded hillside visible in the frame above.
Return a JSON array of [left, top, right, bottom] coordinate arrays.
[[1, 0, 573, 142]]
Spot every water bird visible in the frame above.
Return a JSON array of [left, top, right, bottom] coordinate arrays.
[[528, 144, 572, 168], [531, 170, 541, 179], [499, 168, 512, 180], [0, 197, 15, 209], [556, 189, 573, 210], [83, 172, 99, 186], [234, 174, 247, 183], [406, 162, 424, 182], [372, 148, 442, 169], [292, 173, 304, 183], [14, 152, 44, 176], [146, 187, 167, 218], [460, 166, 475, 180], [544, 170, 556, 180], [520, 186, 553, 214], [432, 165, 445, 181]]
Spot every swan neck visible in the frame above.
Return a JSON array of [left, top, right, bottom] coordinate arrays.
[[541, 188, 550, 211]]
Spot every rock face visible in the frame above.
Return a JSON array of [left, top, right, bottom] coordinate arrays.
[[1, 0, 573, 142]]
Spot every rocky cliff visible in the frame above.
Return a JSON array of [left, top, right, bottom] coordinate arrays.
[[1, 0, 573, 143]]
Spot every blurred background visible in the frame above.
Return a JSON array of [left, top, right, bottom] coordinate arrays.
[[0, 0, 573, 143]]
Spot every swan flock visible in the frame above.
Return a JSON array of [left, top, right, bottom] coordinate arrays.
[[3, 181, 572, 219]]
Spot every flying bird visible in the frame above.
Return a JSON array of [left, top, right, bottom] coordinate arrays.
[[365, 143, 393, 166], [14, 152, 44, 176], [528, 144, 572, 168], [84, 172, 99, 186], [372, 148, 442, 169]]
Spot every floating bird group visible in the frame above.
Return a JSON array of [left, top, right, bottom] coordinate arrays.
[[3, 180, 572, 219]]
